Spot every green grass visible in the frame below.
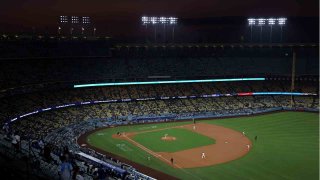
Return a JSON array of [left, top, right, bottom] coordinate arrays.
[[133, 128, 215, 152], [87, 112, 319, 180]]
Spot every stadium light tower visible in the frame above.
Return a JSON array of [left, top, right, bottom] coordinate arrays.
[[248, 17, 287, 43], [59, 16, 68, 23], [169, 17, 178, 42], [278, 18, 287, 42], [141, 16, 178, 43], [268, 18, 276, 42], [248, 18, 255, 42], [142, 16, 159, 42], [160, 17, 167, 42], [258, 18, 265, 42]]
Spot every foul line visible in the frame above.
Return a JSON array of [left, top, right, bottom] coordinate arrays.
[[123, 134, 203, 180]]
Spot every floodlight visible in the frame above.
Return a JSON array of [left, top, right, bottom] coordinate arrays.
[[278, 18, 286, 25], [141, 16, 178, 43], [151, 17, 158, 24], [60, 16, 68, 23], [71, 16, 79, 24], [248, 17, 286, 26], [268, 18, 276, 25], [258, 18, 265, 25], [141, 16, 178, 25], [248, 18, 255, 25], [82, 17, 90, 24], [159, 17, 166, 24], [169, 17, 177, 24], [142, 16, 149, 24]]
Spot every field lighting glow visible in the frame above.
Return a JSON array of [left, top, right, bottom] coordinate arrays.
[[278, 18, 287, 25], [248, 17, 287, 26], [74, 78, 265, 88], [248, 18, 255, 25], [142, 16, 178, 25], [268, 18, 276, 25], [258, 18, 266, 25]]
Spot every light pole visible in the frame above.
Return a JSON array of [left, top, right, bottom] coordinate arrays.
[[268, 18, 275, 43], [58, 26, 61, 36], [145, 24, 148, 42], [172, 26, 175, 42], [248, 18, 255, 42], [81, 27, 84, 35], [164, 23, 166, 43], [169, 17, 177, 43], [142, 16, 148, 42], [248, 17, 286, 43], [93, 27, 96, 36], [154, 24, 157, 42], [141, 16, 178, 43], [280, 26, 283, 42], [258, 18, 265, 42], [250, 25, 253, 42], [278, 18, 287, 42], [270, 25, 273, 43], [70, 28, 74, 36]]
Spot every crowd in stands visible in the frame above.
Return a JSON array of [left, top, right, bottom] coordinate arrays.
[[0, 80, 318, 179], [1, 118, 148, 180], [0, 81, 317, 140]]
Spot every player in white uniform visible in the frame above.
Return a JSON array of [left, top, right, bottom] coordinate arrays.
[[201, 152, 206, 159]]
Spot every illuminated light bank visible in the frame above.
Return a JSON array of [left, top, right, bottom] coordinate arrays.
[[74, 78, 266, 88]]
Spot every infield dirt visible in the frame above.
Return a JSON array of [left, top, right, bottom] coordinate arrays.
[[113, 123, 252, 168]]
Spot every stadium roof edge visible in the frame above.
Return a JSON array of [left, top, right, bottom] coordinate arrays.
[[114, 43, 318, 49]]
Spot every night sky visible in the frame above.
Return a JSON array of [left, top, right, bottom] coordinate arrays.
[[0, 0, 318, 36]]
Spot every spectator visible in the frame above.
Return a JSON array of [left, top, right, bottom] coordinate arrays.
[[59, 156, 73, 180]]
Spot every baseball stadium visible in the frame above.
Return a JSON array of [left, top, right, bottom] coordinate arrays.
[[0, 1, 319, 180]]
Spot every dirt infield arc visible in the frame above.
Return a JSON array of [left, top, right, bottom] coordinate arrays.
[[113, 123, 252, 168]]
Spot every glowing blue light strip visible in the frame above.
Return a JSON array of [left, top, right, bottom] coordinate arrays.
[[253, 92, 317, 96], [74, 78, 266, 88]]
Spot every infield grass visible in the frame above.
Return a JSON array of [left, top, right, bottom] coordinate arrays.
[[87, 111, 319, 180], [133, 128, 215, 152]]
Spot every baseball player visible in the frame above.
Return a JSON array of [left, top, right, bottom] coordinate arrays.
[[201, 152, 206, 159]]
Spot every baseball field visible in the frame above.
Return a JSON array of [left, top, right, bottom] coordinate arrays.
[[80, 111, 319, 180]]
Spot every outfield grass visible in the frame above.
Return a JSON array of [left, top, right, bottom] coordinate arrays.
[[133, 128, 215, 152], [87, 112, 319, 180]]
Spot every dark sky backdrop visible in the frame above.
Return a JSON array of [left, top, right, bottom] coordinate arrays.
[[0, 0, 318, 38]]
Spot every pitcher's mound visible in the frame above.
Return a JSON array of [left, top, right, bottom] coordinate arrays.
[[161, 136, 176, 141]]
